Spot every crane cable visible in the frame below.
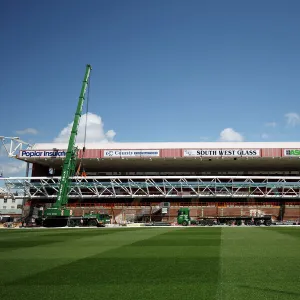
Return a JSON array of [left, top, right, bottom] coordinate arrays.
[[76, 73, 91, 177]]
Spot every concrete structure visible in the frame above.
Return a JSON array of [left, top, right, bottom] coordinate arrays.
[[0, 193, 23, 216]]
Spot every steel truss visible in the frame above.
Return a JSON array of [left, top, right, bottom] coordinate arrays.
[[0, 186, 8, 194], [2, 175, 300, 200], [0, 136, 33, 157]]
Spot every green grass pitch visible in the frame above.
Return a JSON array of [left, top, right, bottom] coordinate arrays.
[[1, 227, 300, 300]]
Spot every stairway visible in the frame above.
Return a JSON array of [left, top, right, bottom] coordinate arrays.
[[23, 206, 40, 225], [134, 203, 164, 222], [23, 202, 51, 225], [134, 207, 151, 222]]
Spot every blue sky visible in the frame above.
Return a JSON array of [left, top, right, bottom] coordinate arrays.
[[1, 0, 300, 176]]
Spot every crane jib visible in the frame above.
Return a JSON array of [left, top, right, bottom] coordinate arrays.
[[53, 64, 92, 209]]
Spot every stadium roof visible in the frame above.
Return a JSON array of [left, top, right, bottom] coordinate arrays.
[[16, 156, 300, 173], [14, 141, 300, 174]]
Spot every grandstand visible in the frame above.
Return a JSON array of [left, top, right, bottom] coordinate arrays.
[[2, 141, 300, 223], [14, 141, 300, 175]]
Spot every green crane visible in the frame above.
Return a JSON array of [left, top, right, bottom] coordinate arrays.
[[55, 64, 92, 207], [36, 64, 110, 227], [43, 64, 92, 219]]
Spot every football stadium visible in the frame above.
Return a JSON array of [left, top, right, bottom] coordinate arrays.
[[2, 141, 300, 300], [2, 65, 300, 300], [1, 140, 300, 226], [3, 2, 300, 298], [1, 65, 299, 227]]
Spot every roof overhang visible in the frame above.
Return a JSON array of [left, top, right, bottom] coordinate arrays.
[[16, 156, 300, 173]]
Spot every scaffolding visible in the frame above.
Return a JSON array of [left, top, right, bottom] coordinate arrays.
[[2, 175, 300, 200]]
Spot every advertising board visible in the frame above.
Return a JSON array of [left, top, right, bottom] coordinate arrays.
[[19, 150, 66, 158], [183, 149, 260, 157], [103, 150, 160, 157], [283, 149, 300, 157]]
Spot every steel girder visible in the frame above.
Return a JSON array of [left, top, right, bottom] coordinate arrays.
[[0, 136, 33, 157], [0, 186, 8, 194], [2, 175, 300, 199]]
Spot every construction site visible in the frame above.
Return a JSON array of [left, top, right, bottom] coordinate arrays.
[[1, 65, 300, 227], [2, 139, 300, 226]]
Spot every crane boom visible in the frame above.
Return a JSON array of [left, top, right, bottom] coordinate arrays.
[[54, 64, 92, 208], [37, 64, 109, 227]]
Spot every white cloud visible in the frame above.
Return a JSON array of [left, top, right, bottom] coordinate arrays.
[[265, 122, 276, 127], [54, 113, 116, 143], [285, 113, 300, 127], [0, 160, 27, 177], [15, 128, 38, 135], [261, 133, 269, 139], [105, 130, 116, 141], [219, 128, 244, 142]]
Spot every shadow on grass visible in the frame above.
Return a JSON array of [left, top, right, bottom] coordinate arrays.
[[261, 227, 300, 240], [0, 240, 63, 252], [8, 257, 220, 286], [4, 228, 221, 287], [42, 228, 142, 236], [240, 285, 300, 296]]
